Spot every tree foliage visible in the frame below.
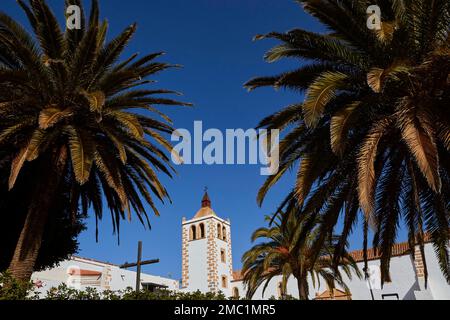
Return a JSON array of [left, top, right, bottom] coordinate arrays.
[[0, 0, 190, 279], [246, 0, 450, 285], [242, 214, 361, 300]]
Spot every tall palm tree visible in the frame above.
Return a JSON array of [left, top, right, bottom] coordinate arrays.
[[245, 0, 449, 285], [0, 157, 86, 273], [0, 0, 190, 280], [242, 213, 361, 300]]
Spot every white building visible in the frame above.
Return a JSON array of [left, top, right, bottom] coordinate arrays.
[[31, 191, 450, 300], [31, 256, 179, 296]]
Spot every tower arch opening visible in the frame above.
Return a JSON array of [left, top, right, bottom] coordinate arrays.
[[217, 223, 222, 239], [199, 223, 206, 239], [222, 226, 227, 241], [190, 225, 197, 241]]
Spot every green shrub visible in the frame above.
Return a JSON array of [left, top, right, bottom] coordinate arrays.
[[0, 272, 36, 300], [120, 288, 228, 300], [268, 294, 297, 301], [42, 286, 232, 300], [0, 274, 241, 300], [45, 284, 102, 300]]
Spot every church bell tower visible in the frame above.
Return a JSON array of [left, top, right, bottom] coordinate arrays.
[[181, 190, 233, 295]]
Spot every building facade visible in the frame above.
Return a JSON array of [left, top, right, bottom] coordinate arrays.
[[30, 191, 450, 300], [183, 191, 450, 300], [31, 256, 178, 296]]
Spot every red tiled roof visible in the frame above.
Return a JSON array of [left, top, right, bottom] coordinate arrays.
[[68, 269, 102, 276], [232, 271, 242, 282], [349, 242, 411, 262], [350, 234, 432, 263]]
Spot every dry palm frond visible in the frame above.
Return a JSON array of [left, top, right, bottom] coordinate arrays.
[[399, 108, 441, 193], [304, 71, 348, 127], [357, 118, 393, 222], [367, 62, 411, 93], [39, 107, 73, 129], [86, 90, 106, 113], [66, 126, 96, 185], [9, 147, 29, 190], [367, 68, 385, 93], [375, 21, 396, 43], [330, 101, 360, 155]]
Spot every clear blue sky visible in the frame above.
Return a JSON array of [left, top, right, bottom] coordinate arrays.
[[5, 0, 371, 281]]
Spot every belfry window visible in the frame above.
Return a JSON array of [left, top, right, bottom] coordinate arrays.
[[222, 226, 227, 241], [199, 223, 205, 239], [220, 249, 226, 263], [217, 223, 222, 239], [190, 225, 197, 241]]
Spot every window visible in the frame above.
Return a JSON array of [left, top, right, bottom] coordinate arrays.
[[233, 287, 240, 299], [221, 276, 228, 289], [217, 223, 222, 239], [199, 223, 205, 239], [190, 225, 197, 241], [222, 226, 227, 241], [220, 249, 226, 263]]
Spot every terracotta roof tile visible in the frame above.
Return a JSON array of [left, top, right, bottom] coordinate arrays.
[[349, 242, 411, 262], [232, 270, 242, 282], [68, 268, 102, 276], [350, 234, 432, 263]]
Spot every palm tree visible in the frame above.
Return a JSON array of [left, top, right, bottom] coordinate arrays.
[[245, 0, 449, 285], [242, 213, 361, 300], [0, 0, 191, 280], [0, 157, 86, 273]]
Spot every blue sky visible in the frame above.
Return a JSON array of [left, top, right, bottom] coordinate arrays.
[[5, 0, 370, 281]]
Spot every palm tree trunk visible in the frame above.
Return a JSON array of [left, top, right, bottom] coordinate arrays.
[[297, 274, 309, 300], [8, 149, 67, 281]]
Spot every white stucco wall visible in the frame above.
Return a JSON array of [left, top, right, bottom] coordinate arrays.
[[342, 255, 419, 300], [424, 243, 450, 300], [186, 238, 209, 292]]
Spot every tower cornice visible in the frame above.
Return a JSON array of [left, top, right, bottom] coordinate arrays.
[[182, 215, 230, 226]]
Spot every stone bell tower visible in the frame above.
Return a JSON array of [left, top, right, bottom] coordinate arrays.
[[181, 190, 233, 295]]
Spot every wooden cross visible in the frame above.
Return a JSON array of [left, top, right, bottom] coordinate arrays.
[[119, 241, 159, 292]]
